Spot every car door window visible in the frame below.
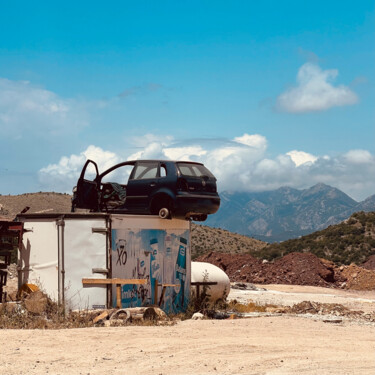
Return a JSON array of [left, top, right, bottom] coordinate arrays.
[[101, 165, 134, 184], [133, 163, 158, 180], [160, 164, 167, 178], [81, 160, 99, 180]]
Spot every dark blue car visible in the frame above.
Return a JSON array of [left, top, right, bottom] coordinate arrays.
[[72, 159, 220, 221]]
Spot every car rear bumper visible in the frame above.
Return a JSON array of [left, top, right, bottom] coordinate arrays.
[[174, 192, 220, 216]]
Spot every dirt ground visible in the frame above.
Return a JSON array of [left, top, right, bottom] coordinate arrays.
[[1, 285, 375, 375], [229, 284, 375, 313], [0, 317, 374, 375]]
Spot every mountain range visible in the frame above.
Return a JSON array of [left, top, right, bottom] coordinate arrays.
[[205, 183, 375, 242], [1, 184, 374, 244]]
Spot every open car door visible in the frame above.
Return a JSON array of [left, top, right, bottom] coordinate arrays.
[[71, 160, 100, 211]]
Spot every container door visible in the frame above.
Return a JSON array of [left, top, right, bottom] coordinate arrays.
[[64, 218, 108, 310], [19, 219, 59, 301]]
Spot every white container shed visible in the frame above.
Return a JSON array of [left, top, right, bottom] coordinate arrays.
[[17, 213, 191, 313]]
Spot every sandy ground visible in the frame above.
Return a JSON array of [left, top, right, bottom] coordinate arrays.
[[1, 285, 374, 375], [1, 317, 374, 375]]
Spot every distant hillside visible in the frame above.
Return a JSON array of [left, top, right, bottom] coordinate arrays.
[[206, 184, 375, 242], [0, 192, 72, 219], [2, 192, 373, 266], [260, 211, 375, 265], [191, 223, 266, 259], [0, 192, 267, 260]]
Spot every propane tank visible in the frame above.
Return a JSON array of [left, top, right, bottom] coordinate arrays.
[[191, 261, 230, 303]]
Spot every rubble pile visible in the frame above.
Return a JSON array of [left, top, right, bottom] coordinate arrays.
[[362, 254, 375, 270], [196, 251, 375, 290], [340, 264, 375, 290], [285, 301, 375, 322]]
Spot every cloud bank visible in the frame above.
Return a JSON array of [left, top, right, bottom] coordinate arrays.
[[277, 63, 358, 113], [39, 134, 375, 201]]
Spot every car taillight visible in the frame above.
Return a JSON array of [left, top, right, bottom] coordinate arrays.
[[178, 178, 189, 192]]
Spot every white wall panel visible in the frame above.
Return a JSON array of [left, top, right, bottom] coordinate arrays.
[[64, 218, 107, 310], [20, 220, 59, 301]]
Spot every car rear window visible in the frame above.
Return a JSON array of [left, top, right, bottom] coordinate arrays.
[[177, 163, 215, 178]]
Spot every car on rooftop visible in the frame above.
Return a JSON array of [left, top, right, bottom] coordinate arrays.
[[71, 159, 220, 221]]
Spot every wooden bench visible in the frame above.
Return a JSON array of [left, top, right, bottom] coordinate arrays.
[[82, 278, 148, 308], [154, 280, 179, 306]]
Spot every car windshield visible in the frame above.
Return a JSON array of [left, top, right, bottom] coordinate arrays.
[[177, 163, 215, 178]]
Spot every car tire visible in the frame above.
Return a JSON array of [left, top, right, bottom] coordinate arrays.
[[159, 207, 170, 219]]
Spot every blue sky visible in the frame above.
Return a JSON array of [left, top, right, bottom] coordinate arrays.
[[0, 1, 374, 200]]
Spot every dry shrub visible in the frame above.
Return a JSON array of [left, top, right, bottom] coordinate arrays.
[[227, 300, 277, 313], [0, 298, 95, 329]]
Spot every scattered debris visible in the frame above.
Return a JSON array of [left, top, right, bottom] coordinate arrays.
[[24, 290, 48, 315], [322, 318, 343, 324], [92, 309, 116, 324], [283, 301, 375, 322], [231, 282, 266, 291], [93, 306, 168, 327], [191, 312, 204, 320], [205, 310, 230, 319]]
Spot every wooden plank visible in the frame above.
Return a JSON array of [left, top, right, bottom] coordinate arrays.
[[159, 286, 167, 307], [116, 285, 121, 308], [154, 279, 158, 305], [82, 278, 147, 285], [93, 309, 115, 324], [160, 283, 179, 287]]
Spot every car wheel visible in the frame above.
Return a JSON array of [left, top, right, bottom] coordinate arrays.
[[151, 195, 173, 219], [159, 207, 170, 219]]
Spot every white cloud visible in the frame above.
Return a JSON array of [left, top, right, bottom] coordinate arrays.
[[38, 133, 375, 201], [343, 149, 373, 164], [0, 78, 89, 138], [39, 146, 120, 192], [164, 146, 207, 161], [233, 134, 267, 150], [277, 63, 358, 113], [128, 142, 167, 160], [286, 150, 318, 166]]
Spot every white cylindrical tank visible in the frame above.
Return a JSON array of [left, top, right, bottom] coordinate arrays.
[[191, 261, 230, 302]]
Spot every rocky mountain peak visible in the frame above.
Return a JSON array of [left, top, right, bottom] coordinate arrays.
[[206, 183, 374, 242]]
